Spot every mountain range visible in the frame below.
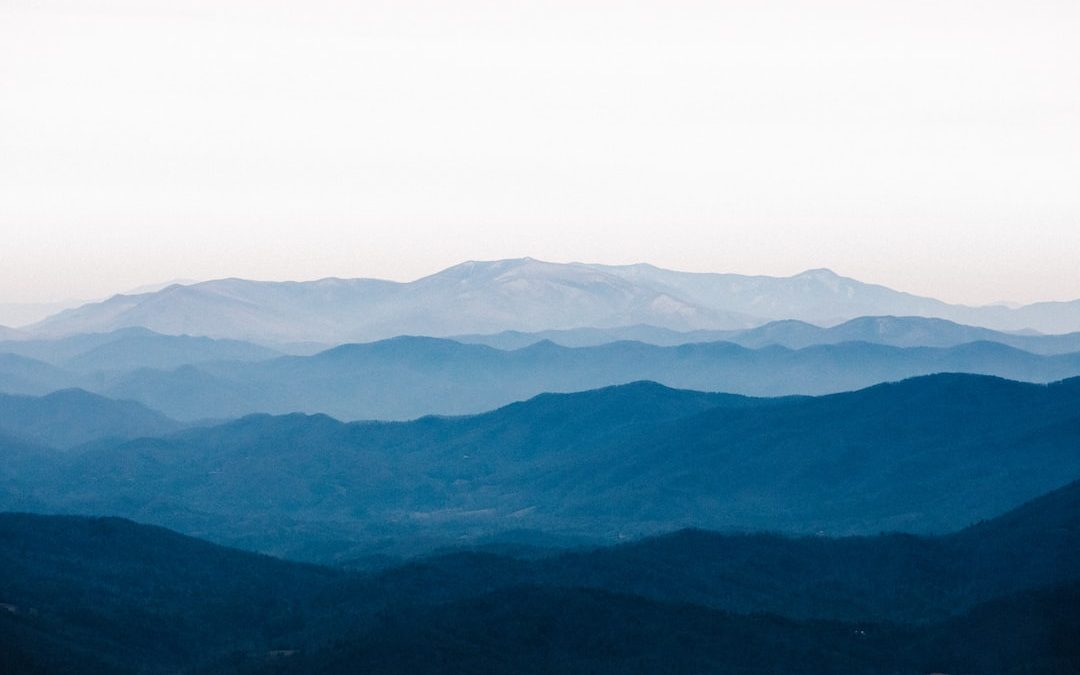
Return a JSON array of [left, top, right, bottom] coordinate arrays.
[[20, 259, 1080, 342], [0, 389, 181, 449], [456, 315, 1080, 354], [0, 326, 287, 370], [1, 478, 1077, 674], [4, 258, 1080, 672], [4, 374, 1079, 561], [89, 337, 1080, 421], [5, 317, 1080, 423]]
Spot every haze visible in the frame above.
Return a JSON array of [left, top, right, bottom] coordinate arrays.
[[2, 0, 1078, 307]]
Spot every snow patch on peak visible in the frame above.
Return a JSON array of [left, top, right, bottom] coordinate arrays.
[[795, 268, 840, 279]]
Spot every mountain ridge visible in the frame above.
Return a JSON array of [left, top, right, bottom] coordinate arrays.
[[98, 336, 1080, 421], [6, 373, 1079, 560], [2, 484, 1079, 674], [454, 315, 1080, 354], [26, 259, 1080, 341], [0, 389, 182, 449]]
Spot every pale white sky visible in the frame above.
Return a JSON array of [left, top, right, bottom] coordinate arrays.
[[1, 0, 1078, 307]]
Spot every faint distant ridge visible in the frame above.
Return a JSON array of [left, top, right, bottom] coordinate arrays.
[[0, 324, 26, 341], [121, 278, 199, 296], [0, 326, 285, 370], [83, 336, 1080, 421], [455, 315, 1080, 355], [5, 328, 1080, 421], [24, 258, 1080, 342], [0, 280, 198, 329]]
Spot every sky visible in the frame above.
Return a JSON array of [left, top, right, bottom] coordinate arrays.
[[1, 0, 1078, 310]]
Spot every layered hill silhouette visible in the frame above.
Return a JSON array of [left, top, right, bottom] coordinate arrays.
[[7, 333, 1080, 422], [0, 389, 181, 449], [96, 337, 1080, 420], [0, 326, 284, 371], [23, 259, 1080, 342], [4, 374, 1079, 560], [374, 477, 1080, 624], [2, 480, 1078, 674], [0, 513, 342, 674], [261, 584, 1080, 675], [457, 315, 1080, 354], [0, 353, 75, 396]]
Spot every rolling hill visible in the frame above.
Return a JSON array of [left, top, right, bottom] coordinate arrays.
[[256, 583, 1080, 675], [382, 477, 1080, 624], [7, 325, 1080, 424], [0, 513, 342, 674], [2, 482, 1079, 674], [5, 374, 1079, 560], [0, 354, 77, 397], [0, 389, 181, 449], [0, 327, 283, 371]]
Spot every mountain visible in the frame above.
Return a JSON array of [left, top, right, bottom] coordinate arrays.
[[456, 315, 1080, 354], [258, 583, 1080, 675], [714, 315, 1080, 353], [25, 259, 1080, 342], [60, 330, 280, 372], [99, 336, 1080, 421], [262, 585, 905, 675], [0, 300, 89, 329], [6, 374, 1080, 560], [2, 494, 1079, 674], [0, 325, 26, 341], [0, 327, 282, 371], [225, 479, 1080, 673], [453, 324, 744, 349], [0, 434, 56, 512], [9, 323, 1080, 424], [461, 478, 1080, 624], [597, 263, 1080, 333], [0, 513, 343, 674], [0, 330, 133, 364], [0, 390, 181, 449], [0, 354, 75, 396], [121, 278, 199, 295], [597, 264, 954, 323], [0, 282, 191, 329], [25, 260, 757, 343], [968, 298, 1080, 334]]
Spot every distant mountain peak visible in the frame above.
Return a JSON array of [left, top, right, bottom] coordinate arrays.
[[794, 268, 841, 279], [455, 256, 542, 270]]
